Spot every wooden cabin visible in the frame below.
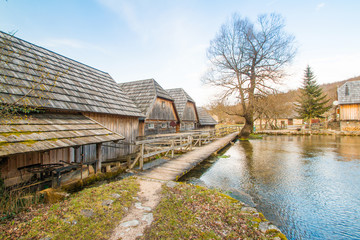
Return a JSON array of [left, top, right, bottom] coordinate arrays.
[[0, 31, 143, 187], [338, 81, 360, 131], [119, 79, 180, 136], [197, 107, 218, 129], [166, 88, 199, 131]]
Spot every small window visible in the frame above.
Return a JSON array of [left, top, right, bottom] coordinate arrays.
[[148, 123, 155, 129], [161, 123, 167, 128], [345, 85, 349, 96], [162, 101, 165, 109]]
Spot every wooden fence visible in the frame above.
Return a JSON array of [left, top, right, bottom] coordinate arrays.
[[129, 125, 241, 170]]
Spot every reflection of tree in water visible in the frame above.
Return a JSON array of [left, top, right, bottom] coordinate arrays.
[[299, 135, 325, 159], [238, 140, 256, 192]]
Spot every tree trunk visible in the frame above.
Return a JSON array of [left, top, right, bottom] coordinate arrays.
[[240, 114, 253, 138]]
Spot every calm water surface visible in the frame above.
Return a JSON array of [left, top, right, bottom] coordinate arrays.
[[180, 135, 360, 240]]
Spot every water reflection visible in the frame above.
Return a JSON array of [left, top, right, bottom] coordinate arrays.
[[181, 135, 360, 240]]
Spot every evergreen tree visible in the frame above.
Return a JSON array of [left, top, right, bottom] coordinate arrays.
[[295, 66, 331, 126]]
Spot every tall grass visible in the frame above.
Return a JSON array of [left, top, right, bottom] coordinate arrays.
[[0, 174, 44, 222]]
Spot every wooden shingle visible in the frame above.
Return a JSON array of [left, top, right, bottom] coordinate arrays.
[[119, 79, 174, 117], [338, 81, 360, 104], [0, 113, 124, 157], [166, 88, 196, 120], [197, 107, 217, 126], [0, 31, 143, 117]]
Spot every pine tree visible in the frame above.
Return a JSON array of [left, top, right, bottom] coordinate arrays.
[[295, 65, 331, 126]]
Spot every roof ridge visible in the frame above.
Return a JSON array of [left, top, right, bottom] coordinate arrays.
[[0, 31, 109, 75]]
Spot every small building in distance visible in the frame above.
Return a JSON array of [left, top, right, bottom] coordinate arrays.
[[254, 112, 304, 130], [0, 31, 143, 187], [337, 81, 360, 131], [197, 107, 218, 129], [166, 88, 199, 131], [119, 79, 180, 136]]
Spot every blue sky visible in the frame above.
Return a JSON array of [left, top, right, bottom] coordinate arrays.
[[1, 0, 359, 106]]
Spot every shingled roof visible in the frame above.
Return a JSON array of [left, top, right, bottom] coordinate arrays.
[[166, 88, 196, 120], [197, 107, 218, 126], [0, 113, 124, 157], [119, 79, 174, 116], [338, 81, 360, 104], [0, 31, 143, 117]]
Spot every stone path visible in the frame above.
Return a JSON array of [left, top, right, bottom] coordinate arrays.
[[109, 179, 163, 240]]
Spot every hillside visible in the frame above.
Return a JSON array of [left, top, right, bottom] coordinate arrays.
[[284, 75, 360, 103]]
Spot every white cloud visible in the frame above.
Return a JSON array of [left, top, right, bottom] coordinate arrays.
[[316, 2, 325, 10]]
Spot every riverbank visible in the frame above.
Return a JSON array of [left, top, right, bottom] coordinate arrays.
[[0, 177, 286, 240], [256, 129, 360, 136]]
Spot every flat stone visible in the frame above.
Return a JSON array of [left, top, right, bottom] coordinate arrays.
[[258, 221, 270, 233], [142, 213, 154, 225], [102, 199, 114, 206], [40, 237, 52, 240], [166, 181, 178, 188], [120, 220, 140, 228], [135, 202, 152, 211], [111, 193, 121, 199], [268, 224, 281, 232], [80, 209, 95, 218], [273, 237, 281, 240], [241, 207, 258, 213]]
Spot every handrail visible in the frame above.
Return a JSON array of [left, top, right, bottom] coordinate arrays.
[[130, 125, 241, 170]]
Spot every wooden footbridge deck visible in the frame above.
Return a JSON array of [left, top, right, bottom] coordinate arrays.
[[138, 132, 238, 181]]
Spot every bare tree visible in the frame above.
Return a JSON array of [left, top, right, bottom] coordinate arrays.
[[254, 93, 294, 129], [0, 32, 68, 123], [204, 13, 296, 138]]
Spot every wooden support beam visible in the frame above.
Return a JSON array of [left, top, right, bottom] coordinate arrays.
[[140, 144, 144, 170], [96, 143, 103, 173], [126, 155, 131, 168]]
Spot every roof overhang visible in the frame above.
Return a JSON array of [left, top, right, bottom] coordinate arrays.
[[0, 113, 125, 157]]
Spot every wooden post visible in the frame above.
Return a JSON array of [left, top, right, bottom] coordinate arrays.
[[171, 140, 174, 158], [96, 143, 102, 173], [126, 155, 131, 168], [180, 136, 183, 151], [140, 143, 144, 170], [188, 136, 192, 151]]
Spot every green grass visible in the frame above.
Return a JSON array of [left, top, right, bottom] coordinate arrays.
[[142, 183, 285, 240], [0, 177, 139, 240]]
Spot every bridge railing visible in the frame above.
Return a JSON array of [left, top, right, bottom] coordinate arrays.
[[130, 125, 241, 170]]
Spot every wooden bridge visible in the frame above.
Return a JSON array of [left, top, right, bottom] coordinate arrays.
[[138, 132, 239, 181], [101, 126, 241, 174]]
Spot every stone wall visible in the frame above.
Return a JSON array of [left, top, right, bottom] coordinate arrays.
[[340, 120, 360, 131]]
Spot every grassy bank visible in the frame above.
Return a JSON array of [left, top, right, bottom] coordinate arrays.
[[142, 183, 286, 240], [0, 177, 139, 240], [1, 177, 285, 240]]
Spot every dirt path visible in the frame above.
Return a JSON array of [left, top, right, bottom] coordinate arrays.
[[109, 178, 164, 240]]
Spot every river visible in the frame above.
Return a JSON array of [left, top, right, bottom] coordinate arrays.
[[180, 135, 360, 240]]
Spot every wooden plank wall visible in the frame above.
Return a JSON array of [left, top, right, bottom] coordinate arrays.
[[340, 104, 360, 120], [2, 147, 74, 187], [84, 112, 139, 157], [2, 113, 140, 187], [148, 98, 177, 121], [145, 98, 178, 135], [183, 102, 198, 122]]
